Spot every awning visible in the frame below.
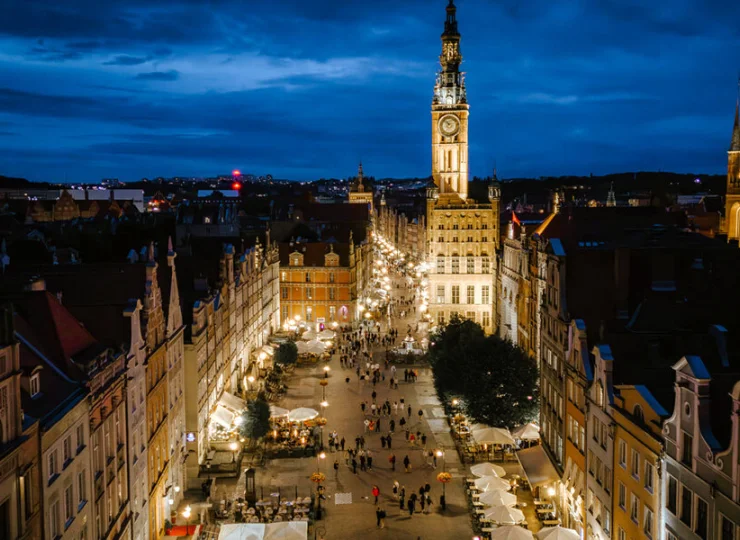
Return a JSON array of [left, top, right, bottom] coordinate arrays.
[[219, 391, 247, 413], [516, 445, 559, 488], [211, 405, 235, 429]]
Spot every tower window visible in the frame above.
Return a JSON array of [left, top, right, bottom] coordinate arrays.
[[30, 373, 40, 398]]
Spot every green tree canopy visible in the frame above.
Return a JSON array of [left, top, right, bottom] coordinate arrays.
[[240, 398, 271, 442], [274, 341, 298, 366], [429, 316, 539, 429]]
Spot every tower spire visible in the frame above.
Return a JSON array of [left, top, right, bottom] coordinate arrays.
[[731, 77, 740, 151]]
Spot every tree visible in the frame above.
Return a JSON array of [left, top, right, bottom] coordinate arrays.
[[429, 318, 539, 429], [274, 341, 298, 366], [240, 398, 271, 444]]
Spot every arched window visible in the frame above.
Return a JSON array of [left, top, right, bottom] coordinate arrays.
[[633, 404, 644, 424], [596, 381, 604, 408]]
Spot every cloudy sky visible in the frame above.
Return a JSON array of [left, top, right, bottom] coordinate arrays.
[[1, 0, 739, 183]]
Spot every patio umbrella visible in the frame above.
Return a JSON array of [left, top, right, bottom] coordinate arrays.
[[301, 330, 317, 341], [288, 408, 319, 422], [484, 505, 526, 525], [473, 475, 511, 492], [305, 339, 326, 355], [536, 526, 580, 540], [490, 526, 534, 540], [317, 329, 335, 340], [513, 422, 540, 441], [479, 489, 517, 508], [471, 462, 507, 478], [472, 427, 516, 446], [296, 342, 310, 354], [269, 406, 289, 418]]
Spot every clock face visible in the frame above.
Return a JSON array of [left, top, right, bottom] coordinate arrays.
[[439, 115, 460, 137]]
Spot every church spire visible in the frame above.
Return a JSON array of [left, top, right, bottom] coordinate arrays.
[[606, 182, 616, 207], [731, 95, 740, 152], [443, 0, 459, 38]]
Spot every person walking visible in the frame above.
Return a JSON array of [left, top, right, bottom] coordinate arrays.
[[392, 481, 399, 500], [352, 457, 358, 474], [334, 459, 339, 477], [407, 405, 412, 419], [360, 453, 366, 471], [390, 453, 396, 471], [387, 434, 393, 450], [420, 494, 426, 514], [381, 435, 386, 449], [372, 485, 380, 504], [407, 498, 414, 517], [390, 419, 396, 433], [418, 409, 424, 423], [367, 450, 373, 470], [340, 437, 345, 451], [399, 489, 405, 511], [403, 455, 411, 473], [375, 506, 383, 528]]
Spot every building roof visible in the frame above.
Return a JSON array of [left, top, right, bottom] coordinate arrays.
[[278, 242, 351, 267]]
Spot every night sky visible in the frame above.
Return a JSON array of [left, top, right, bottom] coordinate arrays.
[[1, 0, 739, 183]]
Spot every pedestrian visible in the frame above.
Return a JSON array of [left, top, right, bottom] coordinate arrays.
[[376, 417, 382, 432], [390, 419, 395, 433], [407, 405, 412, 418], [418, 409, 424, 422], [372, 485, 380, 504], [340, 437, 345, 451], [393, 401, 398, 415], [371, 390, 377, 403], [399, 417, 406, 429], [352, 458, 358, 474], [407, 498, 414, 516], [433, 452, 437, 469], [399, 491, 405, 510], [409, 432, 416, 446], [381, 436, 386, 449], [390, 453, 396, 471], [425, 482, 431, 494], [334, 460, 339, 477], [392, 481, 399, 499], [403, 455, 411, 473], [387, 434, 393, 449], [360, 401, 366, 413], [376, 506, 382, 528], [367, 451, 373, 470], [420, 494, 426, 514], [345, 377, 350, 384], [419, 486, 425, 499], [424, 494, 432, 514], [364, 419, 370, 433], [421, 434, 427, 448], [360, 454, 366, 471]]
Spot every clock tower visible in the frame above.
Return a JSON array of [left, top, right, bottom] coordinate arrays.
[[432, 0, 469, 200]]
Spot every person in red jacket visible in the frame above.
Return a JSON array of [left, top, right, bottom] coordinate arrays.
[[372, 485, 380, 504]]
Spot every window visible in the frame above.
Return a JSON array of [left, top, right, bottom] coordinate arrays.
[[437, 311, 445, 325], [281, 271, 287, 281], [633, 404, 644, 423], [667, 476, 678, 515], [63, 437, 72, 466], [329, 272, 335, 283], [451, 257, 459, 274], [721, 515, 737, 540], [630, 493, 639, 523], [617, 527, 626, 540], [603, 508, 611, 534], [481, 286, 490, 305], [305, 272, 311, 283], [64, 485, 74, 525], [281, 287, 288, 299], [618, 482, 626, 509], [466, 311, 475, 322], [436, 285, 445, 304], [451, 286, 460, 304], [682, 432, 693, 465], [452, 223, 459, 230], [644, 461, 654, 492], [643, 506, 654, 538], [76, 424, 84, 453], [681, 486, 693, 527], [329, 306, 336, 321], [306, 288, 313, 300], [482, 311, 490, 328], [631, 449, 640, 479], [436, 256, 445, 274], [48, 450, 58, 482], [467, 257, 474, 273], [438, 224, 444, 230], [695, 497, 707, 539], [50, 500, 60, 538], [482, 257, 490, 273], [467, 286, 475, 304], [618, 439, 626, 468], [306, 307, 313, 322], [329, 288, 335, 300], [30, 373, 40, 397]]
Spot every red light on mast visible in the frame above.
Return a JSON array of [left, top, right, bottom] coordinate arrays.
[[232, 182, 242, 191], [232, 169, 241, 177]]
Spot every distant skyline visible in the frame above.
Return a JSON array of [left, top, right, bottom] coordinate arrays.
[[1, 0, 739, 183]]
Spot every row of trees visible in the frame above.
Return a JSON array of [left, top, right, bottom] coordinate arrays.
[[428, 316, 539, 429]]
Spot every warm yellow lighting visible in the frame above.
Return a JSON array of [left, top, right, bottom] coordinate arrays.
[[182, 506, 192, 520], [436, 450, 443, 457], [364, 312, 372, 319], [294, 314, 301, 321], [174, 486, 180, 493], [168, 498, 174, 506], [547, 487, 556, 498], [319, 452, 326, 459], [229, 442, 239, 451], [247, 375, 255, 383], [323, 366, 330, 372], [320, 400, 329, 407], [452, 399, 459, 406]]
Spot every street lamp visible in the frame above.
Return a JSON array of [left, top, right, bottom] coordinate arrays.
[[182, 505, 194, 535]]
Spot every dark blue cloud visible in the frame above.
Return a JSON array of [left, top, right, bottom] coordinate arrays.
[[0, 0, 738, 182]]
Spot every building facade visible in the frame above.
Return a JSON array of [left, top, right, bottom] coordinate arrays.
[[348, 163, 373, 213], [425, 1, 500, 334], [722, 100, 740, 240]]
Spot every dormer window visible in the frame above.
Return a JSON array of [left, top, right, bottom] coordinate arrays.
[[30, 373, 40, 398]]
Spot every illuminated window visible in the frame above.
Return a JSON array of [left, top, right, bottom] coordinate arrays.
[[467, 286, 475, 304], [482, 257, 490, 273], [30, 373, 40, 397], [436, 286, 445, 304], [466, 257, 474, 273], [482, 286, 490, 305], [482, 311, 490, 327], [436, 256, 445, 274], [451, 286, 460, 304], [451, 257, 459, 274]]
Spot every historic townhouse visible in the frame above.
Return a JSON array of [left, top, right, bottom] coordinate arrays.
[[425, 1, 500, 333], [612, 383, 667, 540], [663, 356, 740, 540], [585, 343, 615, 540], [375, 198, 426, 262], [0, 306, 41, 539]]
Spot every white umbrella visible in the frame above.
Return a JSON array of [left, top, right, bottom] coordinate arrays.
[[513, 422, 540, 441], [288, 408, 319, 422], [472, 427, 516, 446], [317, 329, 335, 340], [269, 405, 289, 418], [484, 505, 526, 525], [471, 462, 507, 478], [490, 526, 534, 540], [479, 489, 518, 508], [296, 341, 309, 354], [306, 339, 326, 355], [473, 475, 511, 492], [301, 330, 317, 341], [536, 526, 580, 540]]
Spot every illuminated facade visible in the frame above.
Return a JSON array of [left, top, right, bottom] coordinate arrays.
[[723, 99, 740, 239], [426, 0, 500, 333], [348, 163, 374, 212]]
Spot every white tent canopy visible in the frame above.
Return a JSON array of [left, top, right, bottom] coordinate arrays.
[[536, 526, 580, 540], [211, 405, 235, 429], [220, 391, 247, 413], [305, 339, 326, 355], [269, 405, 290, 418], [471, 462, 507, 478], [513, 422, 540, 441], [490, 526, 534, 540], [472, 427, 516, 446], [301, 330, 317, 341], [296, 342, 310, 355], [479, 489, 518, 508], [473, 475, 511, 492], [317, 329, 335, 340], [288, 408, 319, 423], [218, 522, 307, 540], [484, 505, 526, 524]]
